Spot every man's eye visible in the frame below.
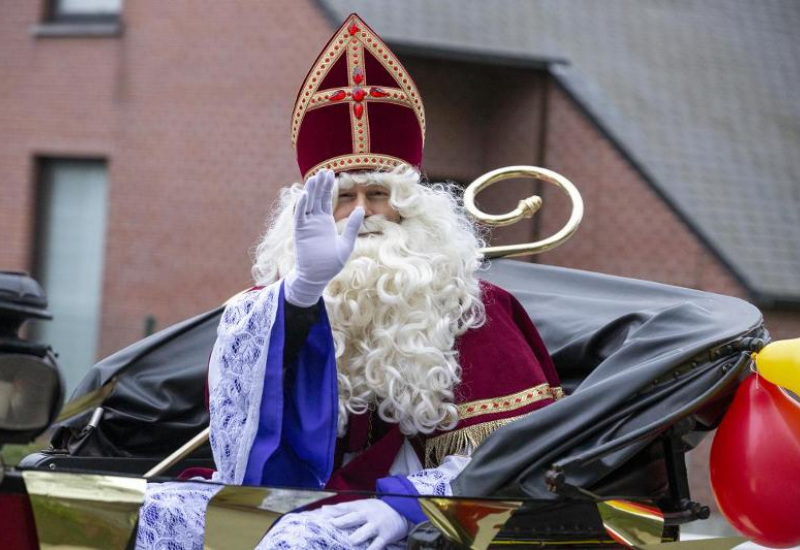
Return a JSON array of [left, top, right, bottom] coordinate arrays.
[[338, 193, 355, 200], [370, 190, 390, 198]]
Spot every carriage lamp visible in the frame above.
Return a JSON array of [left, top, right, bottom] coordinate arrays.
[[0, 271, 63, 446]]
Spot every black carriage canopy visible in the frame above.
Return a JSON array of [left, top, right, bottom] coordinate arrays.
[[49, 259, 764, 499]]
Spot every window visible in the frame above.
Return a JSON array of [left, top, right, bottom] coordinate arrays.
[[33, 159, 109, 394], [48, 0, 122, 22]]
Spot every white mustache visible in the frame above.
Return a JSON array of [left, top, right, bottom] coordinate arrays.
[[336, 216, 395, 235]]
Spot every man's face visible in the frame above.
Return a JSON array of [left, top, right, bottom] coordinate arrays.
[[333, 183, 401, 224]]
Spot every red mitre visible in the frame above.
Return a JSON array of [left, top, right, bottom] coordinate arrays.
[[291, 14, 426, 180]]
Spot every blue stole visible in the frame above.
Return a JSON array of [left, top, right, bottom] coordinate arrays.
[[243, 283, 338, 488]]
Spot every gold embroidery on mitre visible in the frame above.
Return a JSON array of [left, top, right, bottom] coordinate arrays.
[[458, 383, 562, 421], [348, 38, 370, 155], [291, 28, 349, 145], [290, 14, 426, 149], [304, 154, 406, 180], [351, 18, 426, 141], [306, 88, 412, 113]]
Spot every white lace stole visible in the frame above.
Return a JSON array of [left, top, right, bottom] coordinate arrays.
[[208, 281, 282, 485], [389, 439, 471, 497]]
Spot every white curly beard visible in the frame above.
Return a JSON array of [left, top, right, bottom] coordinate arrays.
[[252, 167, 486, 436]]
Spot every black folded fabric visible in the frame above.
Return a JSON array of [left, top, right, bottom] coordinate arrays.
[[50, 259, 764, 503], [454, 259, 764, 498]]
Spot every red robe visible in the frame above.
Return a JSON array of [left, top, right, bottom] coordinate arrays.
[[325, 281, 562, 491]]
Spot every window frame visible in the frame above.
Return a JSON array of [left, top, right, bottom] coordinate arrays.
[[31, 156, 111, 393], [44, 0, 122, 24]]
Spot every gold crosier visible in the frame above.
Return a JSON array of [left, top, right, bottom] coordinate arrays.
[[467, 165, 584, 258]]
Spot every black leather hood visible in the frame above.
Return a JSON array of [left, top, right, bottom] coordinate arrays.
[[50, 259, 764, 500], [454, 260, 764, 498]]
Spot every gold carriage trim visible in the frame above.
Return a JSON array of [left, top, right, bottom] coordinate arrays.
[[457, 383, 563, 421], [425, 412, 534, 468], [304, 153, 406, 180]]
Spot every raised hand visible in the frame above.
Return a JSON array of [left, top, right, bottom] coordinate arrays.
[[284, 169, 365, 307]]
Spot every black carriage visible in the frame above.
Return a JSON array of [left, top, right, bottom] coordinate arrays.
[[2, 257, 764, 548]]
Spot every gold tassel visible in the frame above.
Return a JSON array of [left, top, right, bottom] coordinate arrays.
[[425, 413, 532, 468], [425, 386, 565, 467]]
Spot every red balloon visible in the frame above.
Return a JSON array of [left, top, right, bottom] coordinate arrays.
[[710, 374, 800, 548]]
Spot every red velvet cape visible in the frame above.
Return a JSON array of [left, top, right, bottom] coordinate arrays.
[[326, 281, 562, 491]]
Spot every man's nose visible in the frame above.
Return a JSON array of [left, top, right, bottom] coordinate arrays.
[[355, 194, 374, 216]]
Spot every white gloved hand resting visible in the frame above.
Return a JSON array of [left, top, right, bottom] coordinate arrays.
[[322, 499, 409, 550], [284, 169, 365, 307]]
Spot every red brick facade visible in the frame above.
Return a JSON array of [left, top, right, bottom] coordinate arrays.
[[538, 83, 740, 293], [4, 1, 795, 354], [0, 0, 336, 355]]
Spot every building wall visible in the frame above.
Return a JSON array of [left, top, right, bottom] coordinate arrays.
[[538, 82, 745, 296], [0, 3, 121, 272], [404, 57, 549, 249], [0, 0, 336, 357], [95, 0, 339, 355], [0, 2, 552, 360], [761, 309, 800, 341], [6, 2, 791, 358]]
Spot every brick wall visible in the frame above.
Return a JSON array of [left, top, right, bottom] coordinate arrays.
[[539, 82, 747, 297], [0, 0, 337, 356], [405, 57, 548, 249], [0, 2, 121, 272], [6, 2, 793, 359]]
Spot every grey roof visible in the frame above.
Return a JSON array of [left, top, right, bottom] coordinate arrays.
[[319, 0, 800, 305]]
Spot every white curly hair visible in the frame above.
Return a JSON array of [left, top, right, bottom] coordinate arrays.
[[251, 165, 486, 436]]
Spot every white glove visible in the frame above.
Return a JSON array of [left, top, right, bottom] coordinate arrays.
[[323, 499, 409, 549], [284, 169, 365, 307]]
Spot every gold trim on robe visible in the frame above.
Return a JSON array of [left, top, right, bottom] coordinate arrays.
[[457, 383, 562, 420], [425, 383, 564, 467]]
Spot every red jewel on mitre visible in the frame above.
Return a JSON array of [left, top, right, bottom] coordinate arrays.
[[291, 14, 426, 180]]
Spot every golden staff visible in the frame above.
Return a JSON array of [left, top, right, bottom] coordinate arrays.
[[468, 165, 584, 259], [144, 427, 210, 479], [144, 165, 583, 478]]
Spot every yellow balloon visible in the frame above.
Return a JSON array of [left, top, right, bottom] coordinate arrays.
[[755, 337, 800, 395]]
